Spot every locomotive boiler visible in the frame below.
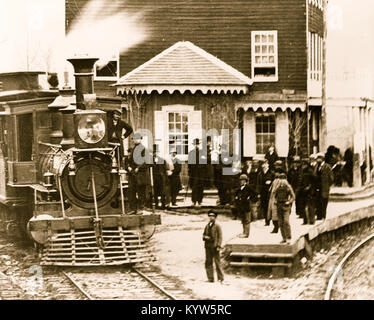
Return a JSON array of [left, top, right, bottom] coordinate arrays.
[[0, 57, 161, 266]]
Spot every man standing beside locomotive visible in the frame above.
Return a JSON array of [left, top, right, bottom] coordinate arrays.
[[125, 133, 151, 214]]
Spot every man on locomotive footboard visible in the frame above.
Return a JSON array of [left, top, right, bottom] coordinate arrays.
[[107, 108, 133, 158]]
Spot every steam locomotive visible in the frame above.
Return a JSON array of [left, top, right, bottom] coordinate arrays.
[[0, 57, 161, 266]]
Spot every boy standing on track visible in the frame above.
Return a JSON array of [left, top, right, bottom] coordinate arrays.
[[202, 210, 224, 283], [273, 173, 295, 244]]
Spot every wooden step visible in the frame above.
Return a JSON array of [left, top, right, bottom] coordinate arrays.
[[230, 262, 292, 267], [230, 252, 294, 259]]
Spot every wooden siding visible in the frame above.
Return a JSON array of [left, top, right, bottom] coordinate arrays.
[[308, 2, 323, 36], [66, 0, 308, 95]]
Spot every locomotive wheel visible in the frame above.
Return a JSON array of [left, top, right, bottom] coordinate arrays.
[[61, 152, 119, 209]]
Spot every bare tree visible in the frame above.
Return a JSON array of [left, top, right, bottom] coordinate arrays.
[[121, 91, 150, 132], [288, 110, 306, 156]]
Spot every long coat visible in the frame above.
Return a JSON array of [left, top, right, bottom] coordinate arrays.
[[188, 148, 207, 187], [152, 156, 172, 194], [203, 222, 223, 249], [258, 169, 274, 208], [317, 162, 334, 198], [170, 158, 182, 191], [233, 184, 257, 214], [125, 144, 151, 186]]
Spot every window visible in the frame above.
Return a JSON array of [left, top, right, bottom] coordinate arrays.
[[18, 114, 33, 161], [309, 0, 323, 10], [251, 31, 278, 81], [255, 113, 276, 154], [167, 112, 189, 156], [308, 32, 322, 81], [94, 53, 119, 80]]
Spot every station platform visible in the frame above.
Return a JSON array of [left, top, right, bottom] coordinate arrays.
[[172, 190, 374, 274]]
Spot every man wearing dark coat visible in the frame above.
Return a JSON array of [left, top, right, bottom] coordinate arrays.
[[315, 153, 334, 220], [258, 159, 274, 226], [170, 150, 182, 206], [188, 138, 206, 207], [265, 144, 279, 172], [202, 210, 224, 283], [287, 156, 302, 217], [125, 133, 151, 213], [298, 158, 317, 224], [107, 109, 133, 159], [152, 145, 172, 209], [232, 174, 257, 238]]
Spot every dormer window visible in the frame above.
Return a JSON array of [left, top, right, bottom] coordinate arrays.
[[251, 30, 278, 82]]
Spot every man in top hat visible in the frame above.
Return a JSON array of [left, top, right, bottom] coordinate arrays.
[[257, 159, 274, 226], [315, 152, 334, 220], [188, 138, 207, 207], [232, 174, 256, 238], [125, 132, 151, 213], [202, 210, 224, 283]]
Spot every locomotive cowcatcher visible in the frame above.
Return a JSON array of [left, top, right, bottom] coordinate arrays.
[[0, 57, 161, 266]]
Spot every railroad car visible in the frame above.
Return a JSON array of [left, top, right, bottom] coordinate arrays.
[[0, 57, 161, 266]]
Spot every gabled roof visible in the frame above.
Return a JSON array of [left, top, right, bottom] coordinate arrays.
[[115, 41, 252, 95]]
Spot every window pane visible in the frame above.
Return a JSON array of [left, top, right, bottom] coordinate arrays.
[[168, 113, 174, 122], [182, 113, 188, 123], [176, 113, 181, 122], [255, 34, 260, 42], [255, 56, 261, 64], [269, 45, 274, 53], [255, 45, 261, 53], [169, 123, 174, 130], [262, 45, 268, 54], [175, 123, 181, 131], [261, 35, 267, 43], [262, 56, 268, 63], [269, 56, 275, 63], [268, 35, 274, 43], [183, 123, 188, 132]]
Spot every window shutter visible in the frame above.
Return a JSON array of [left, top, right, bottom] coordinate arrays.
[[243, 110, 256, 157], [275, 111, 289, 157], [154, 111, 167, 157], [188, 110, 202, 152]]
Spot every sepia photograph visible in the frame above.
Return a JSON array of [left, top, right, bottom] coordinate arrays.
[[0, 0, 373, 307]]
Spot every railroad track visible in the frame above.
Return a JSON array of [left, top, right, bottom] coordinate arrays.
[[324, 232, 374, 300], [60, 265, 193, 300]]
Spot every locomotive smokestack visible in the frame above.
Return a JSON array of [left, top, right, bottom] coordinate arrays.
[[67, 57, 99, 110]]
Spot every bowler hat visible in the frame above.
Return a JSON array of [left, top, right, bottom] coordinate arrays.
[[239, 174, 248, 181], [293, 155, 301, 162], [113, 108, 122, 115], [208, 210, 218, 217]]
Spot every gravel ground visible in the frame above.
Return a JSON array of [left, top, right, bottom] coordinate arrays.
[[1, 212, 374, 300], [331, 237, 374, 300], [150, 211, 374, 300]]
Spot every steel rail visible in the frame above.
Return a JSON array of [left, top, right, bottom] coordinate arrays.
[[324, 232, 374, 300], [132, 267, 177, 300], [61, 271, 93, 300]]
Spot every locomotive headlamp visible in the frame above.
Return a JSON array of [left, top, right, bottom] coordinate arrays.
[[77, 114, 105, 144], [74, 110, 108, 148]]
